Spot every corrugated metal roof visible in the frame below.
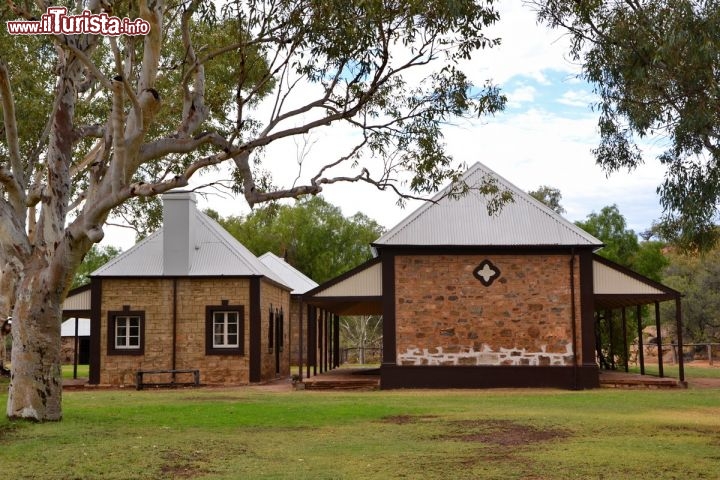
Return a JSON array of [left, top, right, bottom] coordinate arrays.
[[305, 257, 382, 299], [374, 162, 603, 247], [258, 252, 318, 294], [63, 287, 91, 311], [593, 260, 665, 295], [91, 230, 163, 276], [313, 260, 382, 297], [92, 209, 288, 287]]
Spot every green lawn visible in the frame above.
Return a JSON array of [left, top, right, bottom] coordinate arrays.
[[629, 363, 720, 379], [61, 364, 89, 379], [1, 383, 719, 479]]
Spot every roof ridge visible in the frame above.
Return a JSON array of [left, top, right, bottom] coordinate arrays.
[[374, 163, 484, 245], [258, 252, 318, 294], [374, 161, 602, 247], [481, 163, 602, 245], [194, 211, 282, 281], [91, 229, 161, 276]]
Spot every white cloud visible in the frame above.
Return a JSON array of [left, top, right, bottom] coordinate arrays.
[[506, 85, 537, 107], [465, 0, 579, 85], [441, 108, 666, 233], [557, 89, 598, 108]]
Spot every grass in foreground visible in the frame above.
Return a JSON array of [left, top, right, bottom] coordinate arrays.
[[0, 385, 719, 479], [629, 363, 720, 379]]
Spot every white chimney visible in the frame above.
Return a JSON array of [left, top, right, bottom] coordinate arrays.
[[162, 191, 197, 275]]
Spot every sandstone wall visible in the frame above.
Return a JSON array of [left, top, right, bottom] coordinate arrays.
[[100, 278, 261, 386], [259, 280, 291, 381], [394, 254, 582, 367]]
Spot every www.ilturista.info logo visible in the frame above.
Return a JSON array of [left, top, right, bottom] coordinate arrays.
[[7, 7, 150, 36]]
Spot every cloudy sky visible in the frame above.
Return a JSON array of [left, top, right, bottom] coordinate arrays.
[[105, 1, 668, 250]]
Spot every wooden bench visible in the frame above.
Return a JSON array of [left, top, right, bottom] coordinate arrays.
[[136, 369, 200, 390]]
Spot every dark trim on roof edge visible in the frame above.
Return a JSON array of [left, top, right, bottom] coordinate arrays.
[[92, 274, 267, 278], [371, 245, 600, 255], [66, 283, 92, 297], [592, 254, 681, 296], [305, 295, 382, 304], [90, 274, 292, 293], [594, 293, 678, 308], [303, 256, 381, 298], [62, 309, 91, 319]]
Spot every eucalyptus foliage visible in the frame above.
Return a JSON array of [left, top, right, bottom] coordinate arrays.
[[0, 0, 506, 420], [535, 0, 720, 249]]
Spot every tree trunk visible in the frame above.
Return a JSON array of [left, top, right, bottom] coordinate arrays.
[[6, 267, 64, 421]]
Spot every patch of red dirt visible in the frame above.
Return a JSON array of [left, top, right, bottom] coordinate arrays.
[[687, 377, 720, 389], [159, 451, 210, 479], [380, 414, 439, 425], [441, 419, 569, 447]]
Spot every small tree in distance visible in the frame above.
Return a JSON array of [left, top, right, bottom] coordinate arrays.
[[340, 316, 383, 365], [529, 185, 566, 214], [212, 196, 384, 284], [71, 245, 121, 289]]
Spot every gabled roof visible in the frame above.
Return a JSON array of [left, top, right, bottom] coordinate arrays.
[[63, 284, 91, 312], [593, 254, 680, 308], [304, 257, 383, 315], [373, 162, 603, 248], [92, 210, 288, 286], [258, 252, 318, 295], [305, 257, 382, 298]]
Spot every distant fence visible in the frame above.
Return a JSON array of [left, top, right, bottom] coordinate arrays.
[[341, 347, 382, 364], [631, 342, 720, 366], [673, 343, 720, 365]]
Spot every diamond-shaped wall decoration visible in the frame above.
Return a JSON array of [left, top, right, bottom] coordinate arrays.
[[473, 259, 500, 287]]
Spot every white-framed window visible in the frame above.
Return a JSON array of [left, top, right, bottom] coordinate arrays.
[[115, 316, 141, 349], [213, 311, 240, 348], [206, 304, 244, 355], [108, 309, 145, 356]]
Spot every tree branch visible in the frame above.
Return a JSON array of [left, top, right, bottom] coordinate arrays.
[[139, 131, 232, 163], [110, 76, 127, 195], [73, 124, 104, 141], [62, 42, 112, 90], [139, 0, 163, 92], [177, 0, 208, 137], [0, 58, 27, 214]]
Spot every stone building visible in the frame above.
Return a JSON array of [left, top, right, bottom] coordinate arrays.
[[304, 162, 683, 389], [258, 252, 317, 366], [86, 192, 292, 386]]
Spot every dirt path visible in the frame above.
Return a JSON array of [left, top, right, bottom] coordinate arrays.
[[686, 377, 720, 389], [247, 377, 294, 392]]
